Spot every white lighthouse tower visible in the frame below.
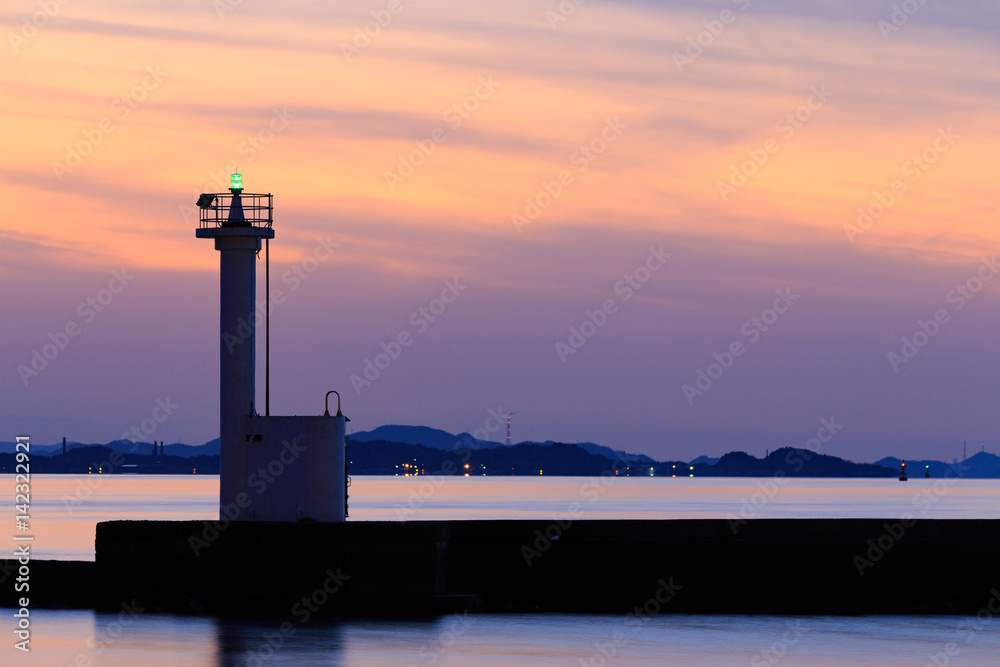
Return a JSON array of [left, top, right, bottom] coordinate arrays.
[[196, 174, 347, 522]]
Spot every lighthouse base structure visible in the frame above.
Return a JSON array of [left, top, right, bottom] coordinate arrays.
[[221, 415, 347, 522]]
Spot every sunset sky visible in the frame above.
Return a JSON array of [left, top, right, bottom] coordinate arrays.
[[2, 0, 998, 462]]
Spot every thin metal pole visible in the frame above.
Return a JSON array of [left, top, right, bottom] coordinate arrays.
[[265, 236, 270, 416]]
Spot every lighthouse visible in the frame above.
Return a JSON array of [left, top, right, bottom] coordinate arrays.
[[196, 174, 347, 522]]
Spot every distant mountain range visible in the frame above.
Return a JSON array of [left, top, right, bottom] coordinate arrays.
[[3, 425, 1000, 477], [351, 425, 655, 464], [0, 438, 219, 457], [0, 444, 219, 475], [693, 448, 895, 478], [351, 425, 493, 450], [875, 453, 1000, 479]]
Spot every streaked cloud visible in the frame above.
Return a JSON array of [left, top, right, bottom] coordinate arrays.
[[1, 0, 997, 459]]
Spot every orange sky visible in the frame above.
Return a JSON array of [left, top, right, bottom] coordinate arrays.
[[2, 0, 999, 460]]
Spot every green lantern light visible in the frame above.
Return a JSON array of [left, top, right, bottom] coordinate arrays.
[[230, 173, 243, 191]]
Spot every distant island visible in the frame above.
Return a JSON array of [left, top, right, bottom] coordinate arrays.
[[2, 425, 998, 477]]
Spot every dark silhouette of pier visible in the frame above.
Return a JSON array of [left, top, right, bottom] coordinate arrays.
[[3, 518, 999, 616]]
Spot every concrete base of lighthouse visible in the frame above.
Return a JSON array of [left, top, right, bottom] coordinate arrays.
[[221, 414, 347, 522]]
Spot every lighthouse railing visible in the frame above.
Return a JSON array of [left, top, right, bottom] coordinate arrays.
[[198, 193, 273, 229]]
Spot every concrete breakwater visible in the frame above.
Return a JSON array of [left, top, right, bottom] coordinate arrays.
[[2, 519, 999, 616]]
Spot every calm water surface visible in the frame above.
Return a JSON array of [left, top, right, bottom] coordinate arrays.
[[12, 474, 1000, 560], [18, 611, 1000, 666], [5, 475, 999, 665]]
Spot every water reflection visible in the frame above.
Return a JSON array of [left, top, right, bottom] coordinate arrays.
[[214, 616, 345, 666], [28, 610, 1000, 666], [12, 474, 1000, 560]]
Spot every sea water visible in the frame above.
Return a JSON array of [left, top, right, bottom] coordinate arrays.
[[5, 475, 1000, 666]]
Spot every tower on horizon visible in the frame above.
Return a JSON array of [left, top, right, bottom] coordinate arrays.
[[196, 174, 347, 522]]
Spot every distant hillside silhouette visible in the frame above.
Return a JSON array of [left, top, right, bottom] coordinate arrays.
[[693, 448, 896, 478], [348, 439, 639, 476], [4, 427, 997, 477], [876, 452, 1000, 478], [0, 438, 219, 457], [0, 445, 218, 475], [351, 425, 495, 450], [351, 425, 654, 464]]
